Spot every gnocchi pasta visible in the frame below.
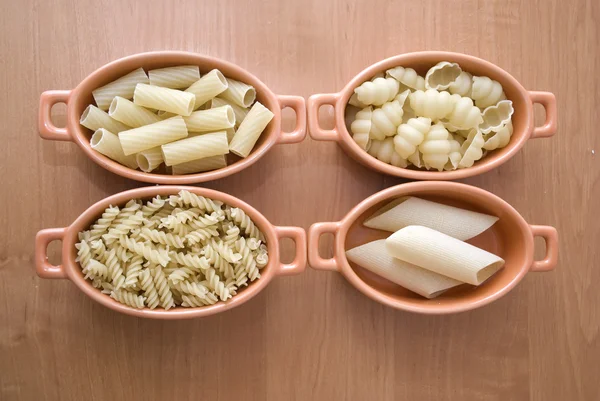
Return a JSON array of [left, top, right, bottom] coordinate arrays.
[[348, 61, 514, 171], [75, 191, 268, 310]]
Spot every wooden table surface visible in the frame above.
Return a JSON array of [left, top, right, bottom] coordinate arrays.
[[1, 0, 598, 400]]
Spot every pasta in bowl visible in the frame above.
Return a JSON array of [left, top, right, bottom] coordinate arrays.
[[38, 51, 306, 184], [34, 186, 307, 319], [307, 181, 558, 314], [307, 51, 557, 179]]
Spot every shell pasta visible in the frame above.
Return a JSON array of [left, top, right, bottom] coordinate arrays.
[[80, 65, 272, 174], [347, 61, 514, 171]]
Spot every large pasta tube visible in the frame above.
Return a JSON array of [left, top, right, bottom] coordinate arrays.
[[136, 147, 164, 172], [118, 116, 188, 155], [80, 105, 130, 134], [346, 240, 462, 299], [183, 105, 235, 132], [218, 78, 256, 108], [229, 102, 274, 158], [91, 129, 138, 169], [161, 131, 229, 166], [92, 67, 148, 110], [206, 97, 249, 127], [385, 226, 504, 285], [171, 154, 227, 174], [109, 96, 160, 127], [148, 65, 200, 89], [185, 69, 228, 109], [364, 197, 498, 241], [133, 83, 196, 116]]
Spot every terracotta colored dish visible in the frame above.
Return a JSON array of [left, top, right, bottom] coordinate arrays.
[[38, 51, 307, 184], [307, 181, 558, 314], [35, 186, 307, 319], [307, 52, 557, 179]]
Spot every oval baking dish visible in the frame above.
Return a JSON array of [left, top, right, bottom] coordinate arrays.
[[38, 51, 307, 184], [307, 51, 557, 180], [307, 181, 558, 314], [35, 186, 307, 319]]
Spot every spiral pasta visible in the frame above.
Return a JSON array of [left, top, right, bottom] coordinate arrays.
[[394, 117, 432, 159], [386, 66, 426, 90], [419, 122, 451, 171], [124, 254, 144, 288], [354, 77, 400, 106], [169, 251, 211, 272], [223, 225, 240, 247], [168, 267, 196, 285], [203, 242, 233, 277], [141, 196, 166, 218], [471, 76, 506, 109], [110, 289, 146, 309], [235, 237, 260, 281], [89, 206, 120, 241], [111, 200, 141, 227], [139, 268, 160, 309], [169, 190, 223, 214], [119, 235, 170, 266], [82, 259, 109, 281], [75, 240, 92, 269], [139, 227, 186, 248], [350, 106, 373, 149], [185, 226, 219, 246], [204, 268, 231, 301], [103, 211, 145, 244], [152, 265, 175, 310], [409, 89, 455, 120], [229, 207, 265, 241]]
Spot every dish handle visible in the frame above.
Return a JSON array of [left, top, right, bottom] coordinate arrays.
[[276, 95, 307, 144], [274, 226, 307, 276], [39, 90, 73, 141], [35, 227, 68, 279], [529, 91, 557, 139], [307, 222, 341, 271], [529, 225, 558, 272], [307, 93, 341, 141]]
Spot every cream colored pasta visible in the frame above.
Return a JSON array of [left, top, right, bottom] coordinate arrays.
[[425, 61, 461, 91], [363, 196, 499, 241], [205, 97, 249, 127], [346, 240, 463, 299], [354, 77, 400, 106], [136, 147, 164, 173], [148, 65, 200, 89], [479, 100, 514, 134], [185, 69, 228, 109], [483, 121, 513, 151], [446, 95, 483, 129], [370, 95, 405, 138], [92, 68, 149, 110], [161, 131, 229, 166], [367, 138, 408, 167], [459, 129, 485, 168], [471, 76, 506, 109], [394, 117, 431, 159], [229, 102, 274, 158], [409, 89, 455, 120], [419, 122, 451, 171], [80, 105, 130, 134], [118, 116, 188, 155], [133, 83, 196, 116], [385, 66, 426, 90], [218, 78, 256, 108], [109, 96, 160, 127], [171, 155, 228, 175], [448, 71, 473, 97], [183, 105, 235, 132], [445, 137, 462, 170], [90, 129, 138, 169], [385, 225, 505, 285], [348, 93, 367, 108], [350, 106, 372, 151]]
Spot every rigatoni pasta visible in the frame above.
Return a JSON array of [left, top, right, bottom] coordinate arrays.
[[109, 96, 160, 127], [119, 116, 188, 155], [229, 102, 274, 158], [218, 78, 257, 108], [91, 129, 138, 169], [183, 105, 235, 132], [80, 105, 130, 134], [136, 147, 164, 172], [161, 131, 229, 166], [185, 69, 228, 109], [133, 83, 196, 116], [148, 65, 200, 89], [92, 68, 149, 110], [171, 155, 228, 175]]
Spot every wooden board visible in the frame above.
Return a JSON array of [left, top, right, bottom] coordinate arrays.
[[0, 0, 598, 400]]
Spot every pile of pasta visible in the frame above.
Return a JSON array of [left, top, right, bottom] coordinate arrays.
[[348, 62, 514, 171], [346, 197, 505, 298], [75, 190, 268, 310], [80, 66, 274, 175]]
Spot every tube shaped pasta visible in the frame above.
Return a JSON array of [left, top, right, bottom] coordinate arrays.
[[363, 196, 499, 240], [133, 83, 196, 116], [171, 154, 228, 175], [148, 65, 200, 89], [118, 116, 188, 155], [91, 129, 138, 169], [218, 78, 256, 108], [385, 225, 505, 285], [183, 105, 235, 132], [161, 131, 229, 166], [346, 240, 462, 299], [206, 97, 249, 127], [92, 68, 149, 110], [80, 105, 130, 134], [109, 96, 160, 127], [185, 69, 228, 109], [229, 102, 274, 158], [136, 147, 164, 172]]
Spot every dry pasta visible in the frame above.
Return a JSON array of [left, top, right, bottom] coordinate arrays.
[[229, 102, 274, 158], [183, 105, 235, 132], [354, 77, 400, 106], [133, 83, 196, 116], [119, 116, 188, 155], [171, 155, 227, 175], [92, 67, 149, 110], [90, 129, 138, 169], [108, 96, 161, 128], [218, 78, 256, 108], [148, 65, 200, 89], [161, 131, 229, 166], [185, 69, 229, 109], [80, 105, 130, 134], [136, 147, 164, 173]]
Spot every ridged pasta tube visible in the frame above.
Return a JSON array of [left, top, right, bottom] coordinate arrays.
[[136, 147, 164, 173], [119, 116, 189, 156], [119, 235, 170, 267], [367, 138, 409, 167], [419, 122, 451, 171], [409, 89, 455, 120], [370, 96, 405, 138], [92, 67, 149, 110], [91, 129, 139, 169], [161, 131, 228, 166], [207, 98, 249, 127], [185, 69, 228, 109], [108, 96, 160, 128], [385, 66, 426, 90], [134, 81, 198, 116], [171, 155, 228, 175], [139, 227, 186, 248], [394, 117, 431, 159], [471, 76, 506, 109], [218, 78, 256, 108], [446, 95, 483, 129], [139, 269, 160, 309], [110, 289, 146, 309], [354, 77, 400, 106], [350, 106, 372, 150], [183, 105, 236, 132], [229, 102, 274, 158], [448, 71, 473, 97], [80, 105, 130, 134], [148, 65, 200, 89]]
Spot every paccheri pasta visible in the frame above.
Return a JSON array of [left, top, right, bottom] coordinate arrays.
[[346, 197, 504, 299], [80, 66, 274, 175], [75, 190, 269, 310], [347, 61, 514, 171]]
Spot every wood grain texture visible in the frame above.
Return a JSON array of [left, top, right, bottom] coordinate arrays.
[[1, 0, 598, 400]]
